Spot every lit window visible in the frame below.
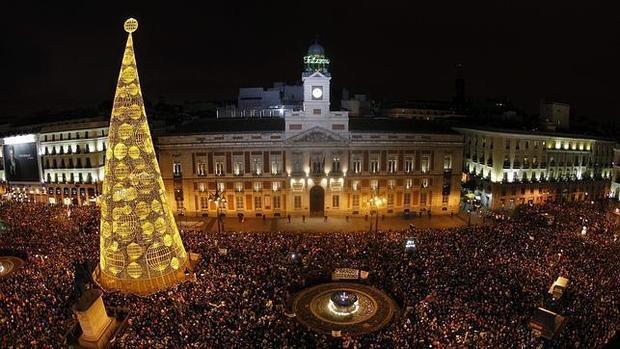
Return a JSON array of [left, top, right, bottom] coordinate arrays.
[[332, 158, 341, 173], [294, 196, 302, 209], [271, 160, 280, 175], [370, 179, 378, 190], [235, 182, 244, 192], [443, 155, 452, 170], [352, 159, 361, 174], [253, 158, 262, 175], [273, 195, 281, 209], [234, 161, 243, 176], [404, 157, 413, 173], [215, 161, 225, 176], [272, 181, 281, 191], [388, 179, 396, 190], [405, 179, 413, 189], [421, 178, 429, 188], [197, 162, 207, 176], [387, 159, 397, 173], [254, 196, 262, 209], [173, 162, 182, 176], [352, 194, 360, 207], [253, 182, 263, 192], [332, 195, 340, 208], [370, 160, 379, 173], [236, 196, 244, 209], [420, 156, 430, 173], [200, 197, 209, 210]]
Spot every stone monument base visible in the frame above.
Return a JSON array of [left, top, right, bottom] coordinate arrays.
[[73, 289, 118, 349], [78, 319, 117, 349]]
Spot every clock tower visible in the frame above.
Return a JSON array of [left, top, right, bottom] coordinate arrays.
[[302, 41, 331, 117], [285, 40, 348, 137]]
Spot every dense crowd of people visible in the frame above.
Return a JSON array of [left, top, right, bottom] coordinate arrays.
[[0, 200, 618, 348]]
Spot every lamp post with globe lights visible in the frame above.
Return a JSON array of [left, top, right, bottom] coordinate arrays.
[[368, 191, 386, 233], [209, 182, 227, 233]]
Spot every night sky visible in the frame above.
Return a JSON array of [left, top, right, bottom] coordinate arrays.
[[2, 1, 619, 123]]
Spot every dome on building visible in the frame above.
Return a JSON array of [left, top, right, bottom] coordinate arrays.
[[303, 39, 330, 76], [307, 41, 325, 56]]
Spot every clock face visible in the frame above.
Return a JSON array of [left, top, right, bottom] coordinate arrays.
[[312, 87, 323, 99]]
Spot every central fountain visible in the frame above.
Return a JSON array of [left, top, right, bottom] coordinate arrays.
[[328, 290, 360, 315]]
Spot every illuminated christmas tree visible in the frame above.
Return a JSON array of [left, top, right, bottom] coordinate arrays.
[[97, 18, 188, 295]]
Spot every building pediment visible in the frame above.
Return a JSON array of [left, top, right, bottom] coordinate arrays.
[[285, 126, 349, 145]]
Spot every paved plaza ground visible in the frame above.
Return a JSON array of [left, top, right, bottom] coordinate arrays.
[[177, 211, 485, 233]]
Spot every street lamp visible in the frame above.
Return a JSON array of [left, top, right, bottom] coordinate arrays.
[[208, 182, 227, 233], [367, 192, 386, 233]]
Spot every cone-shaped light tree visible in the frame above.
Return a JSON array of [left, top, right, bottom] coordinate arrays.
[[97, 18, 188, 295]]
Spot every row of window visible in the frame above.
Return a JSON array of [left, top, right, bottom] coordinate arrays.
[[44, 157, 95, 169], [468, 137, 546, 150], [471, 165, 612, 182], [501, 169, 611, 182], [198, 195, 285, 211], [196, 192, 446, 211], [43, 130, 107, 142], [193, 177, 438, 194], [175, 155, 452, 176], [466, 135, 615, 158], [470, 152, 610, 169], [46, 187, 97, 196], [43, 143, 103, 155], [498, 191, 605, 208], [499, 186, 600, 197], [45, 172, 95, 183]]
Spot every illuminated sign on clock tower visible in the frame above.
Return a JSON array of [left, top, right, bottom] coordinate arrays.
[[302, 41, 331, 117]]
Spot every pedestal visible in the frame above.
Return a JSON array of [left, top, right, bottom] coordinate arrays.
[[73, 289, 117, 349]]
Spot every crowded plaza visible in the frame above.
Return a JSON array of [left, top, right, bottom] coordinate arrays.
[[0, 200, 619, 347]]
